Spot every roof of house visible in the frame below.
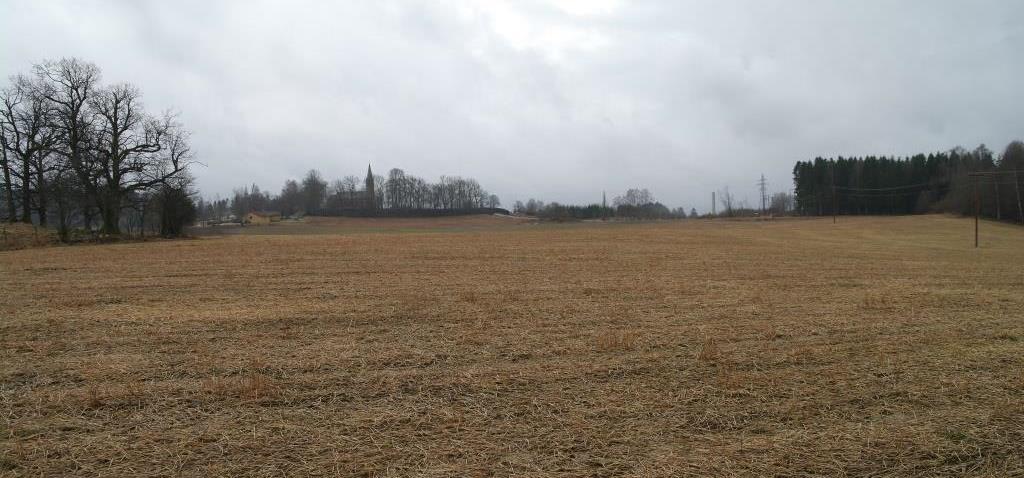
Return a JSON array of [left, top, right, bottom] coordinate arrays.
[[248, 211, 281, 217]]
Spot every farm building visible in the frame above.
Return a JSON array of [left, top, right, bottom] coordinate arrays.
[[244, 211, 281, 225]]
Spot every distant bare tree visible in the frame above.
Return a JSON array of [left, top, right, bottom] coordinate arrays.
[[300, 169, 327, 213], [227, 168, 503, 218], [769, 192, 794, 216], [718, 187, 735, 216], [341, 175, 360, 190], [385, 168, 407, 208], [155, 182, 197, 237], [613, 188, 654, 207], [524, 198, 544, 215], [278, 180, 301, 216], [340, 175, 360, 204]]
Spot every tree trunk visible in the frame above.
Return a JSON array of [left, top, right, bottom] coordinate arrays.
[[35, 169, 47, 227], [1, 155, 14, 222], [56, 194, 70, 242], [101, 205, 121, 235], [100, 189, 122, 235], [101, 207, 120, 235], [20, 158, 31, 223], [139, 203, 146, 239], [83, 207, 93, 232]]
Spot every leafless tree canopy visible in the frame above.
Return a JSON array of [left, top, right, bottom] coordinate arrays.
[[613, 188, 655, 208], [210, 167, 503, 222], [0, 58, 195, 237]]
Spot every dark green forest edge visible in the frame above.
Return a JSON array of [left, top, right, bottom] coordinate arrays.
[[793, 142, 1024, 223]]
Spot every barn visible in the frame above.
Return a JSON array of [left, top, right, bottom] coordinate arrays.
[[244, 211, 281, 225]]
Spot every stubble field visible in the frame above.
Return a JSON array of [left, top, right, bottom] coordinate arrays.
[[1, 215, 1023, 476]]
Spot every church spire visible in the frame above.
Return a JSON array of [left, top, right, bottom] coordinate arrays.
[[365, 164, 376, 210]]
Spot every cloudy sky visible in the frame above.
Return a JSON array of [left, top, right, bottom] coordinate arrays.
[[2, 1, 1022, 210]]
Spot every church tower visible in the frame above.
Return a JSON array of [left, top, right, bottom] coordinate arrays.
[[365, 164, 376, 210]]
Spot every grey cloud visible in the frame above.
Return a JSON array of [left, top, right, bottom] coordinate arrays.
[[2, 0, 1022, 210]]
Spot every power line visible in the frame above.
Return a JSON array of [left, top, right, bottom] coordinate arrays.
[[968, 169, 1024, 176], [833, 181, 940, 192], [840, 190, 933, 198]]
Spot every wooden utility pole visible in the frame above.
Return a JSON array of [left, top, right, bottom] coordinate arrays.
[[712, 192, 716, 217], [966, 170, 1024, 246]]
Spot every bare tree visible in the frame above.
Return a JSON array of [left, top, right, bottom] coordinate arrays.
[[300, 169, 327, 213], [1, 75, 61, 224], [50, 167, 82, 240], [327, 175, 361, 208], [613, 188, 654, 207], [0, 58, 200, 237], [87, 83, 192, 234], [718, 187, 735, 217], [769, 192, 794, 216], [0, 119, 15, 221], [524, 198, 544, 215], [386, 168, 406, 208], [230, 168, 502, 217], [36, 58, 102, 229], [278, 180, 301, 216]]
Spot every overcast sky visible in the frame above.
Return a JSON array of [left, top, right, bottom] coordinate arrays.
[[2, 1, 1022, 210]]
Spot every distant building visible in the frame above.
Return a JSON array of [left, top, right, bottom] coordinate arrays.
[[328, 164, 377, 211], [244, 211, 281, 225], [364, 164, 376, 210]]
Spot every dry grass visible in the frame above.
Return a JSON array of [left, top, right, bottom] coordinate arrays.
[[0, 223, 59, 251], [2, 215, 1023, 476], [595, 330, 640, 352]]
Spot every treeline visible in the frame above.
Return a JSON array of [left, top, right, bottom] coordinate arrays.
[[371, 168, 500, 212], [201, 167, 502, 221], [0, 58, 196, 239], [713, 186, 795, 218], [514, 188, 697, 220], [792, 142, 1024, 221]]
